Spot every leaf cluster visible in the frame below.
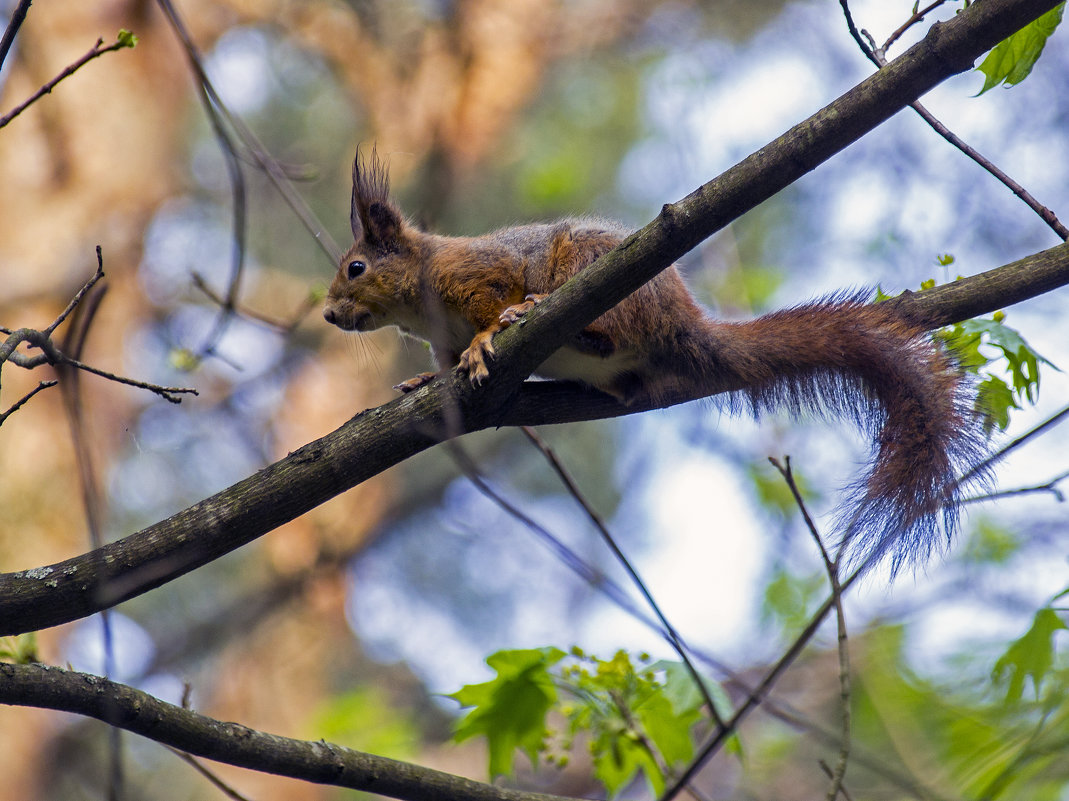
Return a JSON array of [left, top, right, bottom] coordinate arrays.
[[935, 309, 1057, 432], [449, 647, 716, 797]]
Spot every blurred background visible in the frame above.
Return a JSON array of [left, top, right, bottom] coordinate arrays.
[[1, 0, 1068, 798]]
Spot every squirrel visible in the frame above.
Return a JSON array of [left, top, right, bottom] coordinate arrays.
[[323, 149, 987, 569]]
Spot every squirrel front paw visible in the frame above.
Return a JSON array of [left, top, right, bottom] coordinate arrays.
[[499, 293, 548, 326], [458, 330, 496, 385], [393, 372, 438, 393]]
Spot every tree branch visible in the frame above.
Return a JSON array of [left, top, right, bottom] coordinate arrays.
[[0, 33, 136, 129], [0, 0, 1065, 636], [0, 662, 572, 801]]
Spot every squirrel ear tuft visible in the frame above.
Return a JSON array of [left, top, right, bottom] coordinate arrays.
[[350, 145, 397, 248]]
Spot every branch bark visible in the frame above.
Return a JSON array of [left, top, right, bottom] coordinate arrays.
[[0, 0, 1065, 637], [0, 662, 572, 801]]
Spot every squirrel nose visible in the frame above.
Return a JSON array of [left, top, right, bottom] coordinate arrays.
[[323, 308, 336, 325]]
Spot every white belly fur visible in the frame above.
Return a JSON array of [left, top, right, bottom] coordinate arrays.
[[535, 345, 640, 387]]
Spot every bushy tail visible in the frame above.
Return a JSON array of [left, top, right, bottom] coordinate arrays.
[[698, 292, 988, 570]]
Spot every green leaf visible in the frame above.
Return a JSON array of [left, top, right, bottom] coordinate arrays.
[[977, 4, 1064, 94], [976, 375, 1016, 433], [116, 29, 139, 49], [449, 647, 565, 777], [635, 691, 699, 768], [993, 608, 1067, 702], [654, 660, 728, 720], [590, 722, 662, 797], [961, 318, 1058, 401]]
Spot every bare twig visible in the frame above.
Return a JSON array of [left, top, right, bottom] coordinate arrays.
[[659, 564, 863, 801], [55, 250, 124, 801], [963, 468, 1069, 504], [0, 33, 136, 129], [961, 402, 1069, 485], [0, 255, 199, 404], [882, 0, 951, 52], [0, 379, 55, 426], [769, 458, 851, 801], [444, 441, 661, 629], [838, 0, 1069, 241], [154, 0, 341, 262], [819, 760, 856, 801], [520, 427, 727, 730], [46, 247, 106, 336], [191, 272, 321, 334], [152, 0, 341, 365], [165, 747, 257, 801], [0, 0, 33, 72]]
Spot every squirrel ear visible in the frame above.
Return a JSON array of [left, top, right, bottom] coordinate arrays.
[[366, 202, 402, 249]]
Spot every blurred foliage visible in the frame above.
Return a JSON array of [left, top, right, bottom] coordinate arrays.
[[0, 633, 38, 664], [309, 685, 422, 758], [843, 619, 1069, 800]]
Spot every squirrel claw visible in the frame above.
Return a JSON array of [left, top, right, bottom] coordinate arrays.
[[459, 331, 495, 386], [394, 372, 438, 393], [499, 293, 548, 326]]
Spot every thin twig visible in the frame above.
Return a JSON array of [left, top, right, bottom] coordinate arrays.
[[520, 427, 727, 730], [0, 0, 33, 72], [882, 0, 951, 52], [962, 468, 1069, 504], [819, 760, 856, 801], [659, 566, 863, 801], [0, 257, 199, 404], [191, 272, 320, 334], [0, 379, 55, 426], [166, 746, 257, 801], [838, 0, 1069, 241], [154, 0, 341, 264], [0, 34, 135, 129], [769, 458, 851, 801], [54, 254, 124, 801], [61, 356, 198, 403], [46, 246, 106, 336], [444, 441, 663, 630], [154, 0, 341, 366], [959, 402, 1069, 485]]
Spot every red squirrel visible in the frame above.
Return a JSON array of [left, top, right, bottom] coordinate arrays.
[[323, 150, 986, 568]]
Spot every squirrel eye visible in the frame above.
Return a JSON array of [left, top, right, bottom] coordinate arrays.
[[347, 260, 366, 280]]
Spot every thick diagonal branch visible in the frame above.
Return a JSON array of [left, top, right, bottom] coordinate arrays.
[[0, 0, 1065, 636]]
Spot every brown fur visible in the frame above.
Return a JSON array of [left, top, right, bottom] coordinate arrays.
[[323, 150, 988, 569]]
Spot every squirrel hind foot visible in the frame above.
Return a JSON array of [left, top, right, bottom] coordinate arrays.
[[458, 330, 496, 385]]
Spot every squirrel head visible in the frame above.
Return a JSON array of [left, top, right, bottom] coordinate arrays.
[[324, 148, 418, 332]]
